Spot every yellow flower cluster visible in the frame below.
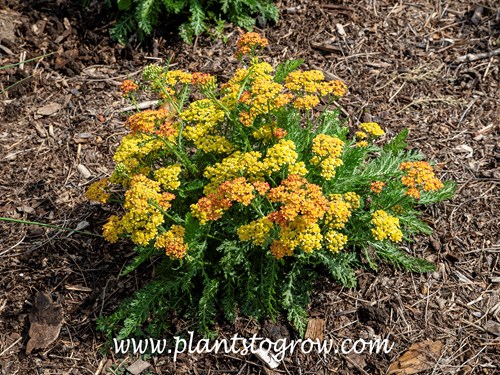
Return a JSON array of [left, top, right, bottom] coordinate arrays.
[[236, 32, 269, 57], [203, 151, 265, 193], [154, 164, 182, 190], [240, 73, 290, 126], [285, 70, 347, 98], [252, 124, 275, 142], [356, 131, 367, 139], [263, 139, 298, 173], [221, 62, 292, 127], [102, 175, 175, 246], [371, 210, 403, 242], [293, 95, 320, 110], [270, 219, 323, 259], [343, 192, 361, 209], [325, 230, 348, 253], [400, 161, 444, 199], [288, 161, 308, 176], [111, 133, 164, 182], [102, 215, 121, 243], [324, 193, 359, 229], [237, 216, 274, 246], [181, 99, 229, 153], [154, 225, 188, 259], [285, 70, 325, 93], [120, 175, 172, 246], [310, 134, 344, 180], [159, 70, 192, 96], [360, 122, 385, 137], [85, 178, 110, 203]]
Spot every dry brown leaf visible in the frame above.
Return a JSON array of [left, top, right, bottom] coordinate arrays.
[[26, 292, 63, 354], [37, 102, 62, 117], [388, 340, 443, 374]]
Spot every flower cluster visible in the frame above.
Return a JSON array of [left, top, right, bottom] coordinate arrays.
[[400, 161, 444, 199], [120, 79, 138, 96], [370, 181, 385, 194], [360, 122, 385, 137], [236, 32, 269, 57], [267, 174, 329, 226], [237, 217, 274, 246], [126, 109, 177, 140], [324, 193, 359, 230], [191, 72, 217, 89], [154, 225, 188, 259], [191, 177, 257, 224], [310, 134, 344, 180], [371, 210, 403, 242], [154, 165, 182, 190], [91, 32, 453, 339], [85, 178, 110, 203], [285, 70, 347, 110]]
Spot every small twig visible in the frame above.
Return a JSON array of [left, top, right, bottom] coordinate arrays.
[[455, 48, 500, 63], [118, 99, 160, 112], [0, 336, 22, 357]]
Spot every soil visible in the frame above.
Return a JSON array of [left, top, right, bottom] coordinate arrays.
[[0, 0, 499, 374]]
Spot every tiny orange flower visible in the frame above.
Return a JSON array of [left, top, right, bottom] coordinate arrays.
[[370, 181, 385, 194], [120, 80, 139, 96]]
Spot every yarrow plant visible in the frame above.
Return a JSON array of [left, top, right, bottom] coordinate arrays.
[[89, 33, 454, 338]]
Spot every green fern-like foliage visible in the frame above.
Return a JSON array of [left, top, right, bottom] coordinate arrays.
[[101, 0, 279, 43]]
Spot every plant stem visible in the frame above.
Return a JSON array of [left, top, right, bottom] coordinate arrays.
[[0, 52, 56, 71], [0, 217, 102, 237]]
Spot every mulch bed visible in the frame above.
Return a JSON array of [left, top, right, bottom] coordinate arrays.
[[0, 0, 499, 373]]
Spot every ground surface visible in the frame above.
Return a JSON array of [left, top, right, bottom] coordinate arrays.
[[0, 0, 499, 374]]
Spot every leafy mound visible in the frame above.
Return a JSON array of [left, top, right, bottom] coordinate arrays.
[[89, 34, 455, 339], [105, 0, 279, 43]]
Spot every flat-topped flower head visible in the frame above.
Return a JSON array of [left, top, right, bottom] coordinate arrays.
[[360, 122, 385, 137], [371, 210, 403, 242], [120, 79, 138, 96], [370, 181, 385, 194], [236, 32, 269, 58], [191, 72, 217, 89], [400, 161, 444, 199], [154, 225, 188, 259]]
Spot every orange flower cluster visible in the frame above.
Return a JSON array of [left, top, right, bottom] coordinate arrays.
[[120, 79, 138, 96], [267, 174, 329, 226], [400, 161, 444, 199], [126, 109, 177, 141], [191, 72, 216, 88], [236, 32, 268, 57], [370, 181, 385, 194], [191, 177, 258, 224], [154, 225, 188, 259]]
